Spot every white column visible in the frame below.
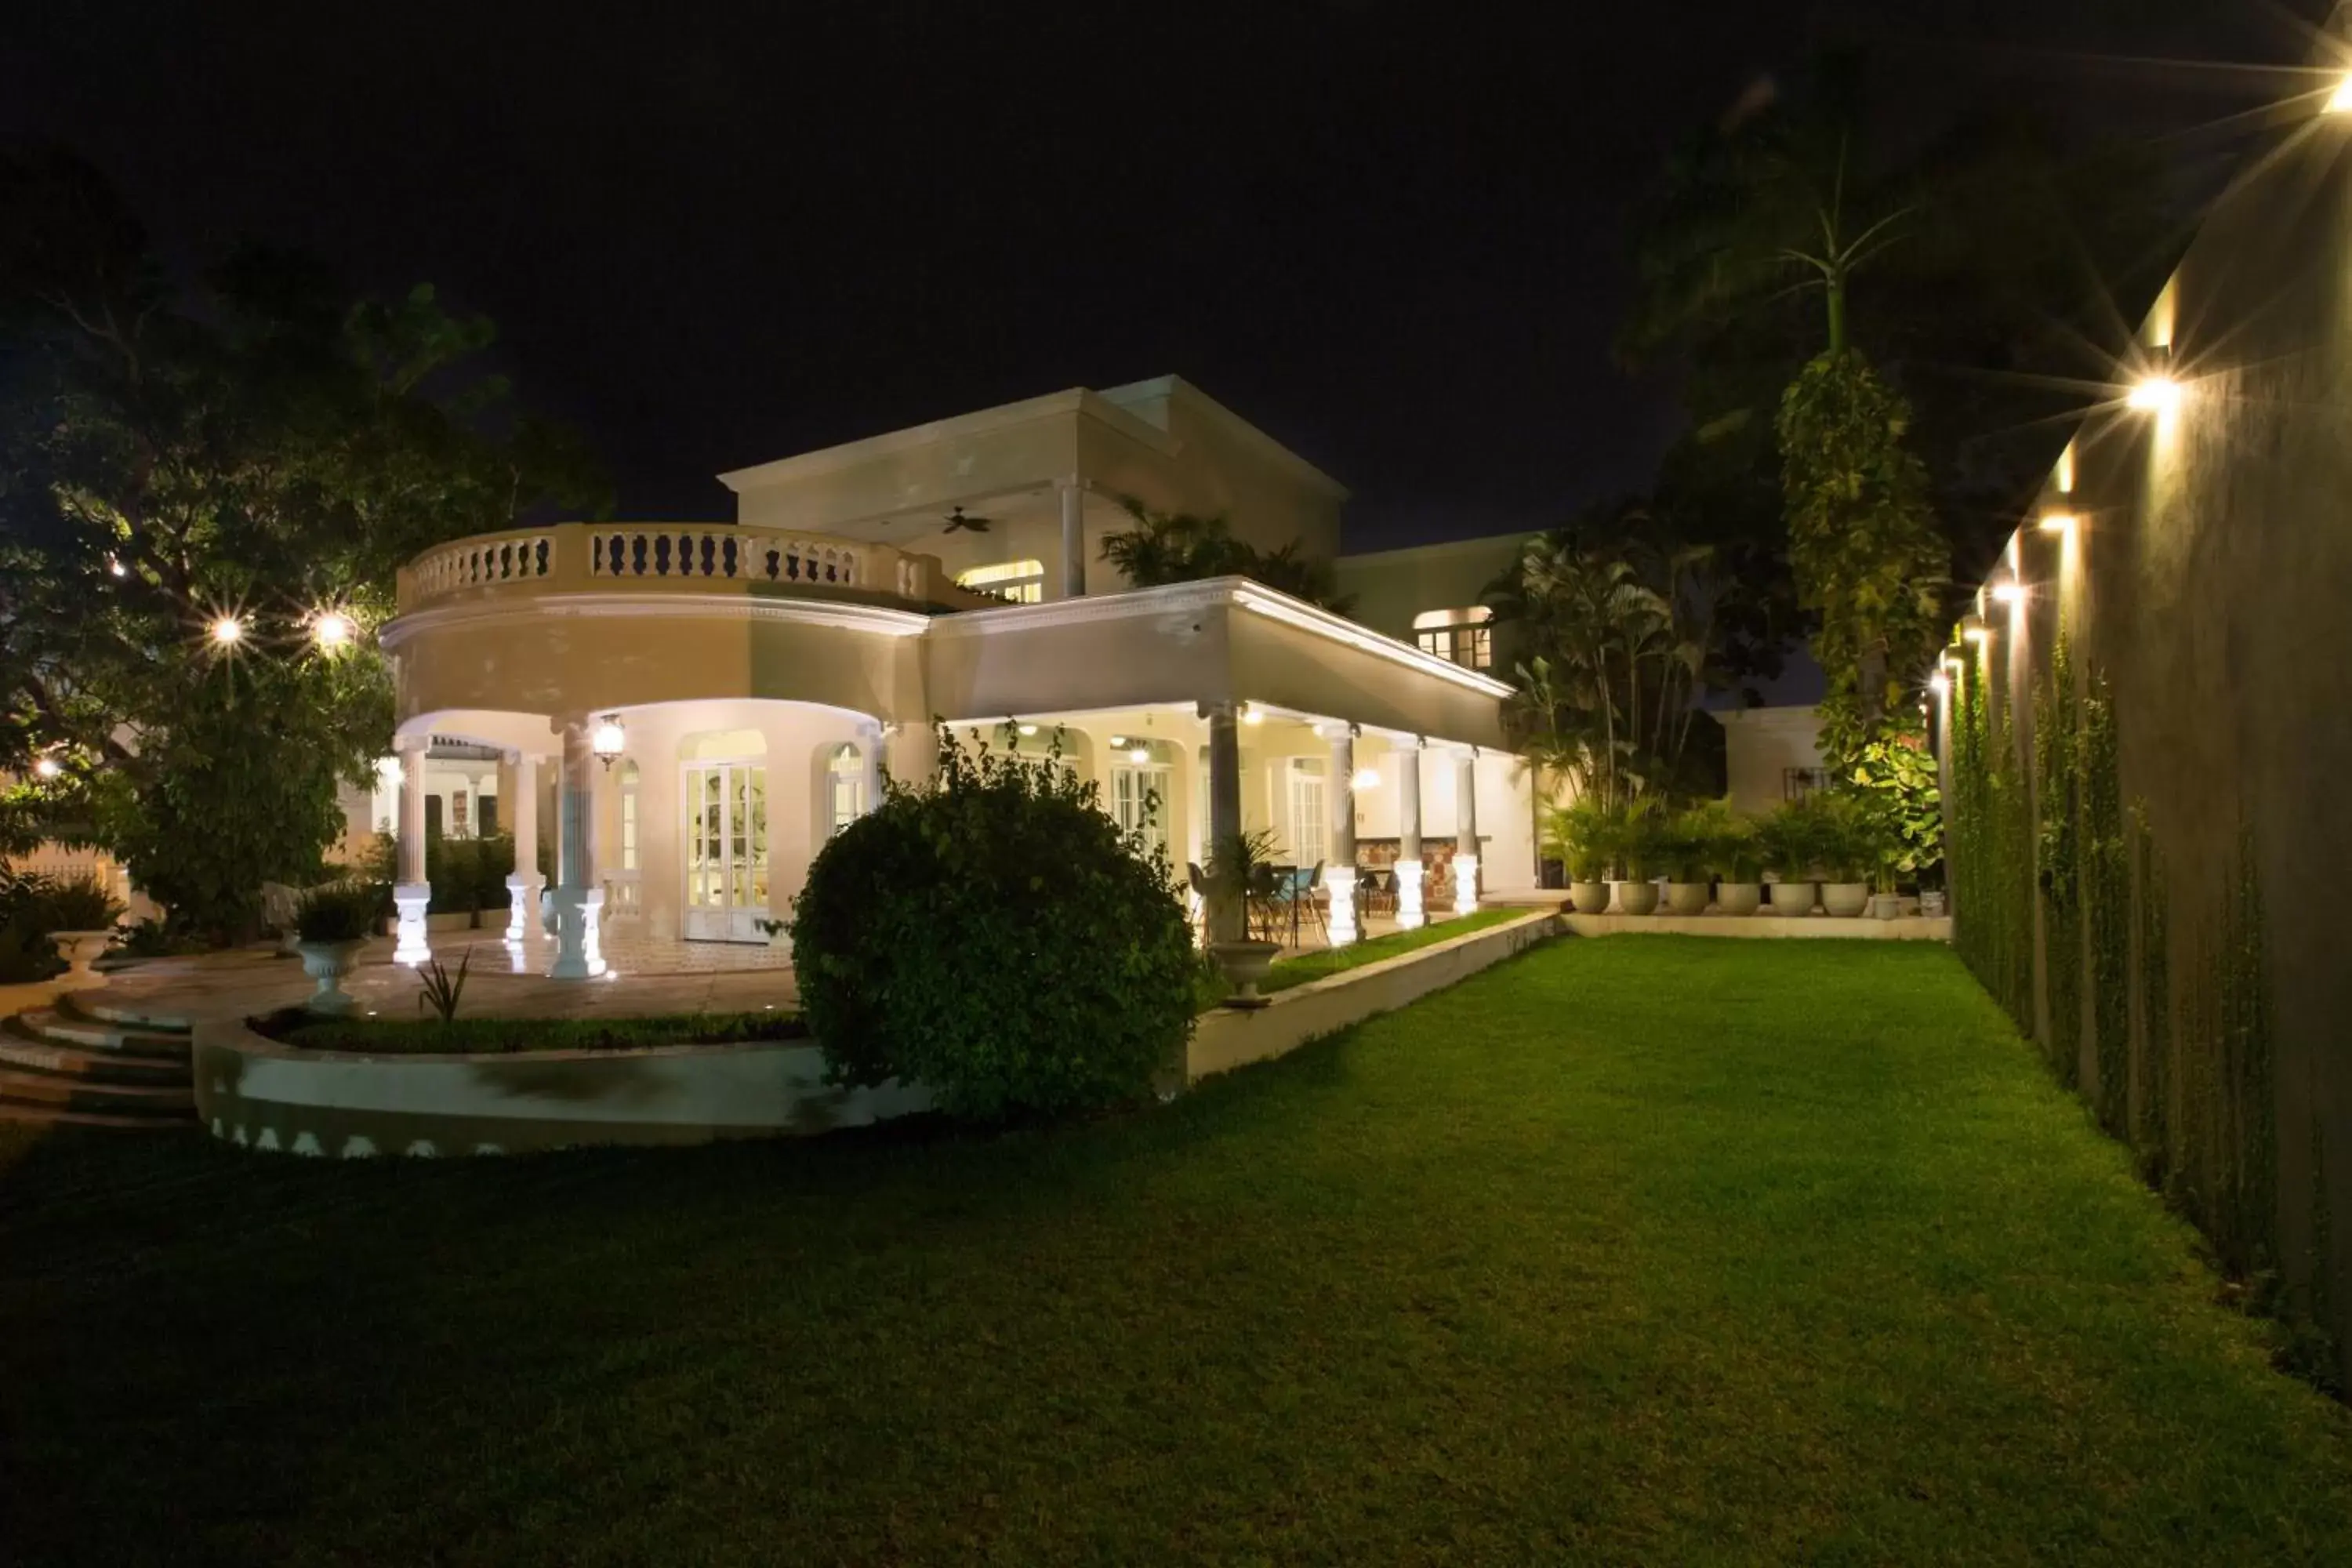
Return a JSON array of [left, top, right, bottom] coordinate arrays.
[[504, 750, 543, 942], [862, 720, 886, 815], [1394, 737, 1425, 930], [1200, 700, 1243, 946], [1454, 749, 1481, 916], [550, 720, 605, 978], [391, 735, 432, 964], [1058, 476, 1087, 599], [1324, 725, 1359, 947], [884, 721, 938, 793]]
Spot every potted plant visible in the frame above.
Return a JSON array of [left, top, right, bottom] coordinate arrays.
[[1689, 800, 1762, 916], [1660, 804, 1719, 916], [1611, 797, 1664, 916], [293, 880, 379, 1015], [1815, 792, 1876, 919], [40, 873, 125, 989], [1755, 798, 1825, 917], [1544, 798, 1614, 915], [1205, 828, 1283, 1007]]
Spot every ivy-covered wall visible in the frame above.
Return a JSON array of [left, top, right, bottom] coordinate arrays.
[[1938, 113, 2352, 1390]]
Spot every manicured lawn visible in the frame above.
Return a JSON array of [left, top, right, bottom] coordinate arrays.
[[5, 936, 2350, 1563]]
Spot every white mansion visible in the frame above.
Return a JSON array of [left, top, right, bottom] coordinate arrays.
[[363, 376, 1541, 975]]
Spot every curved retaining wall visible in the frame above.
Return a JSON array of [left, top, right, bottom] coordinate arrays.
[[193, 1025, 929, 1157]]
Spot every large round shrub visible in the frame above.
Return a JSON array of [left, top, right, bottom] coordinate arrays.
[[790, 730, 1196, 1120]]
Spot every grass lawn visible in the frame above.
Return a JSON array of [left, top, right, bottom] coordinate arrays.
[[5, 935, 2350, 1563]]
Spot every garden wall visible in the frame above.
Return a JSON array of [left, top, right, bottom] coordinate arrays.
[[1937, 108, 2352, 1385]]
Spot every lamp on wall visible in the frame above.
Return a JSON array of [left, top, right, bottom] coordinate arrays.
[[1349, 766, 1381, 790], [1990, 580, 2026, 606], [592, 715, 627, 771], [2037, 511, 2076, 534]]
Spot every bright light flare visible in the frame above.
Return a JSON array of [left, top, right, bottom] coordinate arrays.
[[1349, 767, 1381, 790], [312, 610, 357, 650], [32, 757, 62, 780], [1991, 582, 2026, 605], [1241, 704, 1264, 726], [2329, 74, 2352, 114], [591, 717, 627, 760], [1127, 746, 1150, 764], [2126, 376, 2182, 415], [2038, 512, 2076, 533], [1962, 626, 1991, 644], [209, 615, 245, 646], [1929, 672, 1950, 697]]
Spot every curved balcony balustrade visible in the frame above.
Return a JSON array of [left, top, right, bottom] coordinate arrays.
[[394, 522, 995, 617]]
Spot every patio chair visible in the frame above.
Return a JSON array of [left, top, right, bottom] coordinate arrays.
[[1293, 860, 1327, 942]]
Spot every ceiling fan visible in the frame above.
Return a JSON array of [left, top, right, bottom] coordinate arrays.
[[942, 505, 993, 535]]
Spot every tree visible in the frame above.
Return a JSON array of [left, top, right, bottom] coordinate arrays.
[[0, 150, 608, 938], [1098, 495, 1353, 612]]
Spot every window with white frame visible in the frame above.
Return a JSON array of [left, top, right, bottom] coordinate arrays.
[[619, 759, 641, 871], [1413, 606, 1494, 670], [1109, 741, 1173, 862], [957, 558, 1046, 604], [828, 744, 866, 833], [1286, 757, 1327, 864]]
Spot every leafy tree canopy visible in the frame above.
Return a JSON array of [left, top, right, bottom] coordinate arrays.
[[1098, 495, 1353, 612], [0, 149, 609, 937]]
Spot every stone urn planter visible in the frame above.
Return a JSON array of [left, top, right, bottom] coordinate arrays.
[[1768, 880, 1817, 916], [1821, 883, 1871, 918], [1210, 939, 1283, 1010], [1664, 882, 1711, 916], [47, 930, 115, 989], [1612, 880, 1661, 916], [1919, 891, 1946, 918], [1868, 893, 1904, 920], [1716, 882, 1763, 916], [296, 938, 368, 1016], [1568, 880, 1610, 915]]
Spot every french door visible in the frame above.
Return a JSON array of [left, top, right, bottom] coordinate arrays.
[[681, 761, 769, 942], [1110, 765, 1172, 862]]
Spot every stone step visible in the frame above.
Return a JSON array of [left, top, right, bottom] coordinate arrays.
[[6, 1011, 191, 1062], [58, 994, 194, 1035], [0, 1065, 194, 1116], [0, 1100, 191, 1130], [0, 1034, 191, 1085]]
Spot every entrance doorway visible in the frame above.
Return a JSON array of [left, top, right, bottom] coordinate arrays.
[[682, 760, 769, 942]]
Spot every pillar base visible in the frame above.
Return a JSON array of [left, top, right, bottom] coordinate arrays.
[[1453, 855, 1479, 916], [549, 886, 606, 979], [1394, 861, 1426, 931], [1323, 865, 1359, 948], [391, 884, 432, 966], [504, 873, 545, 943]]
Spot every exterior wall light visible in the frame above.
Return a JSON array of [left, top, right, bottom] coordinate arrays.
[[1127, 746, 1151, 764], [1241, 704, 1264, 725], [592, 716, 627, 770], [313, 610, 357, 650], [1109, 735, 1127, 747], [1990, 582, 2025, 605], [1016, 723, 1038, 736], [2330, 74, 2352, 114], [209, 615, 244, 646], [2127, 375, 2182, 415], [33, 757, 62, 780], [1349, 767, 1381, 790], [1929, 672, 1950, 696], [2038, 512, 2076, 533]]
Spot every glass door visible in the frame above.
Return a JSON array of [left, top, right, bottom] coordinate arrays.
[[1111, 766, 1173, 862], [681, 760, 769, 942]]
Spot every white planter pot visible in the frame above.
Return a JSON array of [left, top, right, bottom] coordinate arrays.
[[1716, 882, 1762, 916], [1568, 881, 1610, 914], [1612, 880, 1661, 916], [1821, 883, 1871, 918], [1920, 891, 1947, 918], [1768, 881, 1817, 916], [1869, 893, 1904, 921], [47, 930, 114, 989], [1210, 939, 1283, 1009], [296, 939, 368, 1015], [1664, 882, 1711, 916]]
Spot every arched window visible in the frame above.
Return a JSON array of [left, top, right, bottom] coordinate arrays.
[[1413, 607, 1494, 670], [957, 558, 1046, 604], [827, 743, 866, 834]]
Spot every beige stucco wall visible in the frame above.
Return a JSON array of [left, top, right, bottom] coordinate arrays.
[[1719, 706, 1827, 815], [1334, 535, 1525, 644]]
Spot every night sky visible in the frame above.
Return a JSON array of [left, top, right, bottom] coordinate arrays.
[[0, 2, 2306, 550]]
